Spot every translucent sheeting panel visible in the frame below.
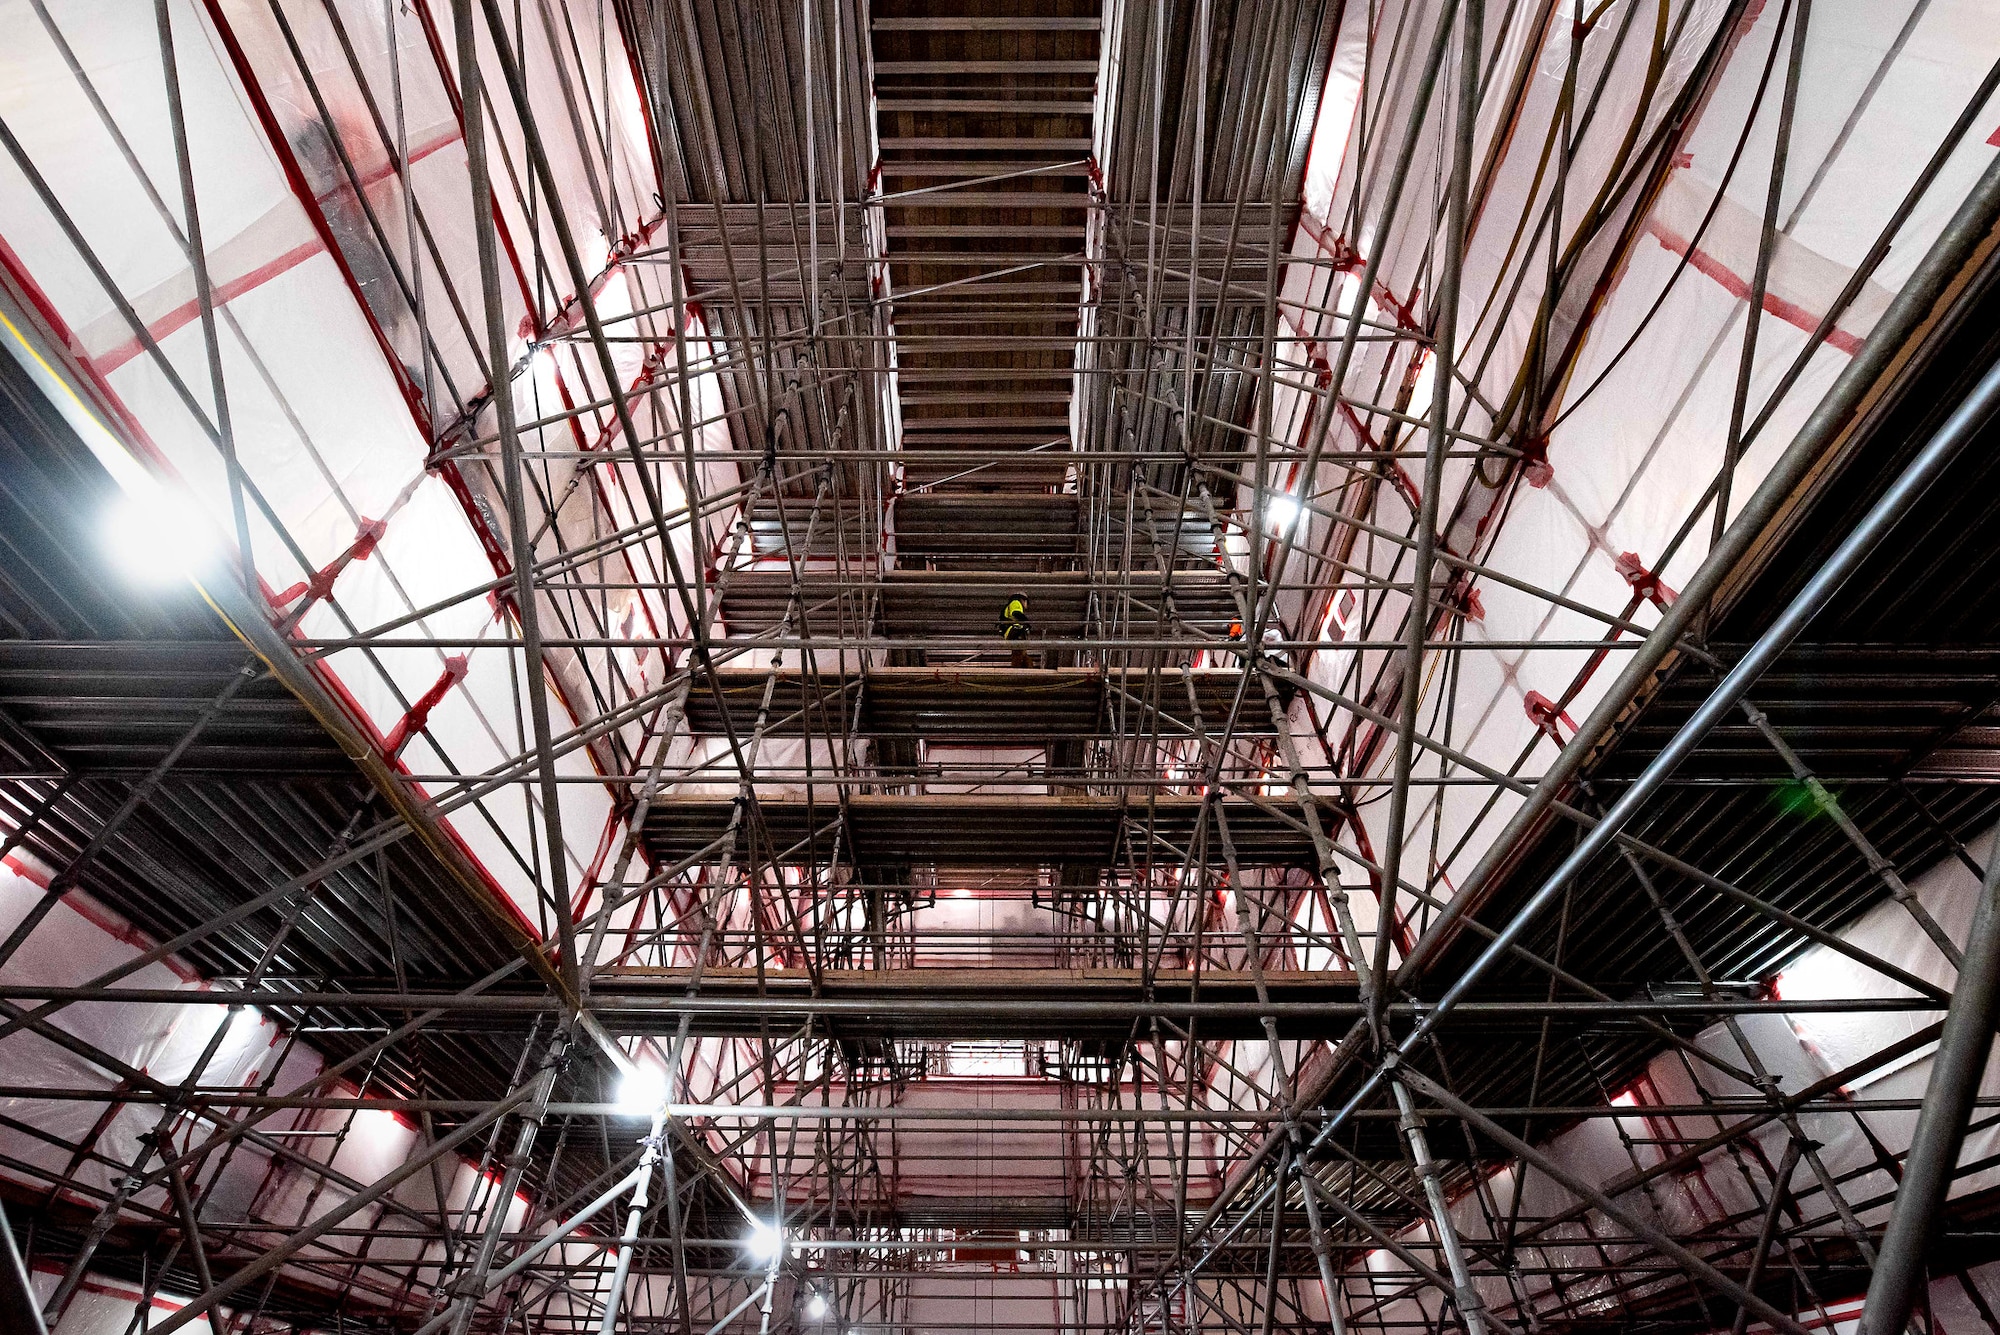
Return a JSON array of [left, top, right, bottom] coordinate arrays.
[[1262, 0, 2000, 958], [0, 0, 743, 935]]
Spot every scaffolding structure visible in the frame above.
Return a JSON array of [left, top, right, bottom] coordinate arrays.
[[1, 0, 1999, 1333]]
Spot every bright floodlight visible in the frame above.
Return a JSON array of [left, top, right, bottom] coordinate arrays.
[[746, 1222, 784, 1262], [105, 489, 216, 586], [1264, 493, 1301, 535], [614, 1065, 668, 1116], [806, 1294, 829, 1320]]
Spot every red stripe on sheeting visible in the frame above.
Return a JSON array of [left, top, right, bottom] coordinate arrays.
[[5, 209, 556, 962], [2, 855, 204, 983], [75, 1273, 196, 1315], [1, 852, 49, 889], [200, 0, 554, 945], [0, 225, 204, 469], [56, 893, 204, 983], [93, 238, 323, 375], [92, 127, 461, 376], [381, 653, 470, 756], [1728, 1296, 1865, 1335], [0, 226, 81, 352], [337, 123, 461, 198], [1647, 220, 1863, 355], [1294, 210, 1426, 332]]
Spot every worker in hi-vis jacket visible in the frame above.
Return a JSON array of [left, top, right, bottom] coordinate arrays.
[[1000, 596, 1031, 668]]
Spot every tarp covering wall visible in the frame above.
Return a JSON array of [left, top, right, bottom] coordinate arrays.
[[0, 0, 751, 951], [1265, 0, 2000, 957], [1349, 822, 2000, 1326]]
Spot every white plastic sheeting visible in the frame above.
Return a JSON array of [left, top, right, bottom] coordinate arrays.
[[0, 844, 639, 1326], [1345, 822, 2000, 1326], [0, 14, 905, 1310], [3, 0, 1998, 1328], [0, 0, 751, 950], [1261, 0, 2000, 960], [1176, 0, 2000, 1296], [0, 854, 279, 1210], [905, 1274, 1065, 1335], [32, 1269, 219, 1335]]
